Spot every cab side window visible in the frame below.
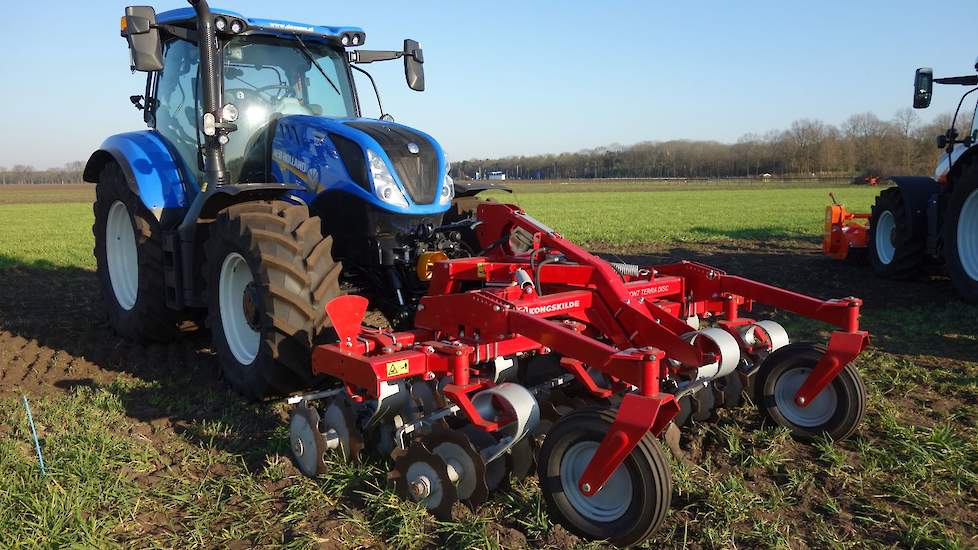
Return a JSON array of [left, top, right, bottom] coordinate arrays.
[[154, 40, 202, 182]]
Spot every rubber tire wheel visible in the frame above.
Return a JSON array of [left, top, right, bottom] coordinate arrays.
[[205, 200, 342, 399], [537, 408, 672, 547], [755, 343, 866, 442], [93, 162, 180, 342], [868, 187, 924, 279], [944, 162, 978, 303]]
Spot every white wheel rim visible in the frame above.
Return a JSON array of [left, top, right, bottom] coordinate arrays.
[[219, 252, 260, 365], [875, 210, 897, 265], [773, 367, 838, 428], [105, 201, 139, 311], [560, 441, 632, 523], [958, 189, 978, 281]]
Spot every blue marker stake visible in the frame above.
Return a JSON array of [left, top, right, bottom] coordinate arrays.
[[22, 395, 46, 476]]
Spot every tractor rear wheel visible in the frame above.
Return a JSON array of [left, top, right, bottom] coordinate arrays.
[[93, 162, 179, 342], [537, 408, 671, 547], [204, 201, 342, 399], [945, 164, 978, 303], [868, 187, 924, 279], [755, 343, 866, 442]]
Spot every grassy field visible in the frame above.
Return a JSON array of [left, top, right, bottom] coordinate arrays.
[[0, 182, 975, 549], [0, 182, 879, 269]]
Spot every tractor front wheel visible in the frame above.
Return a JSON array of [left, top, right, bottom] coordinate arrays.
[[868, 187, 924, 279], [93, 162, 179, 342], [205, 201, 342, 399], [537, 408, 671, 547], [755, 343, 866, 441], [945, 165, 978, 303]]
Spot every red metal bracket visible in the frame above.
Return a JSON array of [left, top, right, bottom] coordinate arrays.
[[577, 392, 679, 497], [442, 381, 502, 431], [559, 357, 613, 398], [793, 330, 869, 407], [325, 295, 369, 343]]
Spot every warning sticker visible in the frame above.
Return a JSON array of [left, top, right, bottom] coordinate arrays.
[[385, 359, 410, 377]]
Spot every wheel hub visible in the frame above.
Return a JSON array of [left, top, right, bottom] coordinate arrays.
[[559, 441, 632, 523], [242, 282, 261, 331], [774, 367, 838, 427]]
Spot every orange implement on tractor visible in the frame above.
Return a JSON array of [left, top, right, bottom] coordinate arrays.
[[823, 193, 869, 261]]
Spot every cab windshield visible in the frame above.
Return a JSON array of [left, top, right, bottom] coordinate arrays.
[[222, 35, 357, 182]]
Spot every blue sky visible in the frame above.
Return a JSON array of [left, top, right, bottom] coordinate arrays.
[[1, 1, 977, 168]]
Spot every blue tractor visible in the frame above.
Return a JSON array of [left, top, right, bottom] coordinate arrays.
[[86, 1, 494, 398]]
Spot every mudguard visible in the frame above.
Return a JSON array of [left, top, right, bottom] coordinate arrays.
[[83, 131, 195, 220], [887, 175, 943, 236]]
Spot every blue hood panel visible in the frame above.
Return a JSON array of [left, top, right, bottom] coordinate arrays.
[[270, 116, 449, 215]]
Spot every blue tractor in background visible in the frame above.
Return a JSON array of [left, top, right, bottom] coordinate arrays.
[[86, 1, 494, 398]]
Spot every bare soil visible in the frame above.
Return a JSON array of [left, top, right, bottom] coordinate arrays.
[[1, 238, 975, 548]]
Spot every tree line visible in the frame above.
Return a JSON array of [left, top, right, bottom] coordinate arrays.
[[3, 108, 974, 184], [452, 109, 975, 181], [0, 161, 85, 185]]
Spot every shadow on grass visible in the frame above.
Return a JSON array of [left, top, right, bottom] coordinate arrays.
[[0, 254, 284, 471], [687, 225, 816, 242]]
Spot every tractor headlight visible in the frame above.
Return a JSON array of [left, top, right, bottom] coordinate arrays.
[[367, 150, 409, 208], [439, 154, 455, 205]]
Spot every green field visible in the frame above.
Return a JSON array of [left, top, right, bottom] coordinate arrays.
[[1, 182, 975, 549], [0, 182, 880, 270]]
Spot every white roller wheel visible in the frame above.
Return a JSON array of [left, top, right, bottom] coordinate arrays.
[[958, 189, 978, 281], [219, 252, 260, 365], [559, 441, 632, 523], [683, 328, 741, 380], [472, 382, 540, 460], [105, 200, 139, 311], [874, 210, 897, 265], [773, 367, 838, 428], [743, 320, 790, 353]]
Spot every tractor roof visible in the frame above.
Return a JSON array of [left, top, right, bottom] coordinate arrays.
[[156, 7, 363, 42]]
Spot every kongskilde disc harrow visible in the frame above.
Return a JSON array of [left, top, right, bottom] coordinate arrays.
[[287, 202, 870, 547]]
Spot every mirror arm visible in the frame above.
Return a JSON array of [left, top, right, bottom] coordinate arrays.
[[351, 50, 404, 64], [159, 24, 198, 44]]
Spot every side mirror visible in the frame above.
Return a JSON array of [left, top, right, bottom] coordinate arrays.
[[122, 6, 163, 72], [403, 39, 425, 91], [913, 67, 933, 109]]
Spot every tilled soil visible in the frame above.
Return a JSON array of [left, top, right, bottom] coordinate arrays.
[[1, 239, 976, 548]]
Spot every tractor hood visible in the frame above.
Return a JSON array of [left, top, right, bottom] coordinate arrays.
[[270, 115, 450, 215]]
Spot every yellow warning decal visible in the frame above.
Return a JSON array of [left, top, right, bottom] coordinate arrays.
[[385, 359, 410, 377], [477, 263, 487, 279]]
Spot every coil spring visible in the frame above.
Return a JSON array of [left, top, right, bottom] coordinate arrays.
[[610, 262, 646, 277]]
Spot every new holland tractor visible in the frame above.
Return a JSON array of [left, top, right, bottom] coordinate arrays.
[[824, 64, 978, 302], [86, 2, 495, 399]]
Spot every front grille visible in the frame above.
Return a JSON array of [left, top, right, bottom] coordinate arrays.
[[346, 122, 439, 204]]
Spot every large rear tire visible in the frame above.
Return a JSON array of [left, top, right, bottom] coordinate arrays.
[[945, 164, 978, 303], [205, 201, 342, 399], [868, 187, 925, 279], [93, 162, 180, 342]]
